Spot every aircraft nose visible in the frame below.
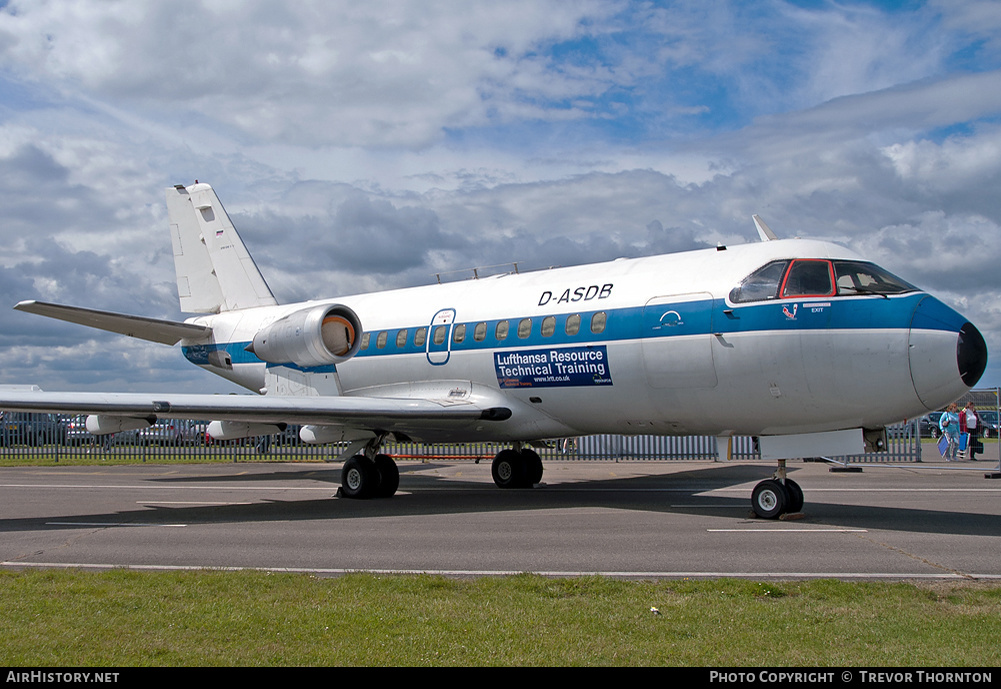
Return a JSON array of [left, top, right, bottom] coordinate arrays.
[[909, 297, 988, 410], [957, 321, 988, 387]]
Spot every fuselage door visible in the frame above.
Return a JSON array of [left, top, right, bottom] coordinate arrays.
[[642, 293, 717, 389], [426, 308, 456, 366]]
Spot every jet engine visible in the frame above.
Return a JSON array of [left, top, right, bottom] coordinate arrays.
[[248, 304, 362, 368]]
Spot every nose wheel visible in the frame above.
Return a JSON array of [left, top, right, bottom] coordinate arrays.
[[751, 458, 804, 518]]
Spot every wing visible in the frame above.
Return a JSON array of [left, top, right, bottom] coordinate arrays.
[[0, 389, 512, 440]]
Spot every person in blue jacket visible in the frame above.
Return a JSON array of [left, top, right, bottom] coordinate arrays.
[[939, 403, 961, 461]]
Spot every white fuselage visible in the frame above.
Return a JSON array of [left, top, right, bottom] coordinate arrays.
[[180, 238, 974, 443]]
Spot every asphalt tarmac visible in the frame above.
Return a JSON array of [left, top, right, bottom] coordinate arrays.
[[2, 452, 1000, 580]]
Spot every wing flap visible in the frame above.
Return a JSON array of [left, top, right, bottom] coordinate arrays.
[[14, 301, 211, 346]]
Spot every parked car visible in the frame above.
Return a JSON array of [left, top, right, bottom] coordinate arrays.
[[977, 410, 998, 438], [0, 412, 66, 446], [919, 412, 945, 438], [63, 415, 93, 445], [136, 419, 206, 446]]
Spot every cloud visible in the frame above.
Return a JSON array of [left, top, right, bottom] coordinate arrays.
[[0, 0, 999, 393]]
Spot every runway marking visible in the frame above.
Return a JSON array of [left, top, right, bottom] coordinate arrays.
[[707, 528, 868, 533], [45, 521, 187, 528], [137, 501, 252, 506], [3, 561, 1000, 580]]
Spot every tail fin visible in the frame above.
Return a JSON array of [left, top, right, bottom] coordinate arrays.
[[166, 183, 278, 313]]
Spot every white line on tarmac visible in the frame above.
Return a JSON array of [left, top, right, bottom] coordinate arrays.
[[707, 528, 868, 532], [137, 501, 252, 505], [45, 521, 187, 527]]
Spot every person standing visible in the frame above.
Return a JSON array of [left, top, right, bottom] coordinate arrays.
[[939, 403, 961, 461], [964, 402, 980, 461]]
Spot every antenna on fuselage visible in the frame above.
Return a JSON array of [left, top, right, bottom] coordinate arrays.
[[752, 214, 778, 242]]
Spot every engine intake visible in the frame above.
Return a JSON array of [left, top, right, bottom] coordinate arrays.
[[248, 304, 362, 368]]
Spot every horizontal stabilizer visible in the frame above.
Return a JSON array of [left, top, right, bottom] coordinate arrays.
[[14, 300, 211, 346]]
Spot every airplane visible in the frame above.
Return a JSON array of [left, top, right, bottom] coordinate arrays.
[[0, 182, 988, 518]]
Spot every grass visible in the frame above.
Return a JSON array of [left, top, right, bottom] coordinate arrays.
[[1, 569, 999, 666]]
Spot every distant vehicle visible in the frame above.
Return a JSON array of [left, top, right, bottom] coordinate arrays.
[[136, 419, 206, 446], [64, 415, 93, 445], [919, 412, 945, 438], [976, 410, 998, 438], [0, 412, 65, 446]]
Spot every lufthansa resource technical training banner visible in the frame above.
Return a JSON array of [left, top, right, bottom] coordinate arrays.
[[494, 345, 613, 389]]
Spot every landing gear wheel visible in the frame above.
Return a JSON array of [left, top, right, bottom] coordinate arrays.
[[341, 455, 379, 499], [783, 478, 804, 513], [492, 450, 527, 489], [523, 449, 544, 486], [751, 479, 788, 519], [373, 454, 399, 498]]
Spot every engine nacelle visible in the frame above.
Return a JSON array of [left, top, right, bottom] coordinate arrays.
[[249, 304, 362, 368]]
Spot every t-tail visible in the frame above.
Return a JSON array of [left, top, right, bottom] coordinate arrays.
[[166, 182, 278, 313]]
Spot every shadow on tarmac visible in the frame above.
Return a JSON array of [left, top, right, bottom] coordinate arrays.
[[1, 460, 998, 539]]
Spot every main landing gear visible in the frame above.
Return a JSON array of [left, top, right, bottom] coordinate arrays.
[[490, 446, 544, 489], [750, 459, 804, 519], [338, 442, 545, 499], [340, 452, 400, 499]]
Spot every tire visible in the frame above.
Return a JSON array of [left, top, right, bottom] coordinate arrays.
[[751, 479, 788, 519], [341, 455, 379, 499], [492, 450, 527, 489], [523, 449, 544, 485], [783, 479, 804, 513], [373, 454, 399, 498]]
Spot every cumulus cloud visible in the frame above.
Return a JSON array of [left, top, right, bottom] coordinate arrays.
[[0, 0, 1000, 392]]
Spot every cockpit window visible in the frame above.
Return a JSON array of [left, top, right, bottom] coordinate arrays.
[[729, 261, 788, 303], [730, 259, 917, 303], [782, 260, 833, 297], [834, 261, 916, 296]]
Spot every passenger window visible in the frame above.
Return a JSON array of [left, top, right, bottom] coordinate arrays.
[[473, 322, 487, 342], [453, 323, 466, 343], [495, 320, 509, 340], [360, 333, 370, 350], [433, 325, 448, 345], [541, 316, 556, 337], [518, 318, 532, 339], [376, 331, 388, 349], [729, 261, 789, 303], [414, 327, 427, 347], [590, 312, 607, 334], [396, 329, 408, 348], [782, 260, 833, 297], [565, 314, 581, 336]]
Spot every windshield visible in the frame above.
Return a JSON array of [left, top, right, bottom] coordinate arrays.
[[730, 259, 917, 303]]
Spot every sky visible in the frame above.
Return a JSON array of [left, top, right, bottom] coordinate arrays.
[[0, 0, 1000, 397]]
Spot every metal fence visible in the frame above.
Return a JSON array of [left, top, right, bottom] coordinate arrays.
[[0, 420, 921, 464], [6, 388, 997, 464]]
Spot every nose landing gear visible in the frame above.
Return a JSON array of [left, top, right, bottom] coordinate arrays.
[[751, 460, 804, 519]]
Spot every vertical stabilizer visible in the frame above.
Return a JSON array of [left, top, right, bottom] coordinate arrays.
[[167, 183, 279, 313]]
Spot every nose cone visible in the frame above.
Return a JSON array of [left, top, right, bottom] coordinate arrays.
[[958, 321, 988, 387], [909, 297, 988, 410]]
